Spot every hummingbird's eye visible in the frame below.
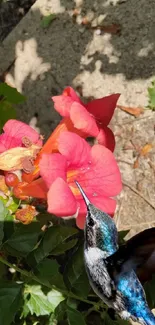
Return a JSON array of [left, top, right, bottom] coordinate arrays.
[[88, 217, 95, 227]]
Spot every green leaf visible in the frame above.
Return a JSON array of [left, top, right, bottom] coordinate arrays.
[[0, 281, 22, 325], [4, 222, 41, 256], [144, 275, 155, 308], [23, 284, 64, 316], [0, 200, 10, 246], [30, 226, 78, 265], [148, 80, 155, 110], [35, 258, 65, 289], [67, 307, 86, 325], [118, 230, 129, 245], [65, 244, 90, 298], [0, 100, 16, 131], [47, 289, 65, 309], [0, 262, 7, 280], [52, 238, 78, 255], [48, 300, 67, 324], [7, 196, 19, 214], [41, 14, 57, 28], [0, 83, 26, 104]]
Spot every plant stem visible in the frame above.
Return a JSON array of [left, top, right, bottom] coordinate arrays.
[[0, 256, 95, 306]]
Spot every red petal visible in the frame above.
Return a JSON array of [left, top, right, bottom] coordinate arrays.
[[47, 177, 77, 216], [15, 178, 48, 199], [70, 102, 99, 137], [58, 131, 91, 167], [63, 87, 82, 103], [96, 126, 115, 152], [0, 134, 21, 153], [86, 94, 120, 125], [40, 153, 67, 188], [3, 120, 42, 145], [76, 196, 116, 229], [52, 95, 74, 117]]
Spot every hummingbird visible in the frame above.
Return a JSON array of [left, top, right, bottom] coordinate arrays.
[[76, 181, 155, 325]]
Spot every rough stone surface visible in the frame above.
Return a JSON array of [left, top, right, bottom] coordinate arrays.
[[0, 0, 155, 236]]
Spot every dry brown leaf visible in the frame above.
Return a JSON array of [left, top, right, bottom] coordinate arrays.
[[82, 16, 90, 25], [72, 8, 80, 17], [92, 24, 121, 34], [140, 143, 153, 156], [117, 105, 144, 117], [133, 157, 139, 169]]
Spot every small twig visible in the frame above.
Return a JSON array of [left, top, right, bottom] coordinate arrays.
[[123, 181, 155, 210], [117, 159, 133, 165]]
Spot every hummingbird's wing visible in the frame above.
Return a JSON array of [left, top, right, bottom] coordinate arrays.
[[105, 227, 155, 283]]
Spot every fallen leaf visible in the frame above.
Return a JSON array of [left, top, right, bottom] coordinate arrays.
[[117, 105, 144, 117], [133, 157, 139, 169], [140, 143, 153, 156], [92, 24, 121, 34], [41, 14, 57, 29], [82, 17, 90, 25], [72, 8, 80, 17]]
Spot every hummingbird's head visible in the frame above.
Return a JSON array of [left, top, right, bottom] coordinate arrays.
[[75, 181, 115, 250]]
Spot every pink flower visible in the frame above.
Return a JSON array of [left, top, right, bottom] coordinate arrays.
[[52, 87, 120, 152], [0, 119, 42, 153], [38, 131, 122, 229]]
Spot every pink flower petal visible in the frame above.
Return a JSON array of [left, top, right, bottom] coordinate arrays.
[[63, 87, 82, 103], [69, 145, 122, 198], [96, 126, 115, 152], [3, 120, 42, 145], [86, 94, 120, 125], [40, 153, 67, 188], [76, 196, 116, 229], [58, 131, 91, 167], [52, 95, 74, 117], [47, 177, 77, 216], [89, 144, 122, 197], [0, 134, 21, 153], [70, 102, 99, 137]]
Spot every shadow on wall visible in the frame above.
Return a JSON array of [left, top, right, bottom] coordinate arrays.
[[5, 0, 155, 136]]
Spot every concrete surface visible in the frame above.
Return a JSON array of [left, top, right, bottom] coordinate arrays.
[[0, 0, 155, 236]]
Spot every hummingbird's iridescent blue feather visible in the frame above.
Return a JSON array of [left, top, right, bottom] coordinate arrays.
[[75, 181, 155, 325]]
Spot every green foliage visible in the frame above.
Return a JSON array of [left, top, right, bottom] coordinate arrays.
[[35, 258, 65, 289], [67, 306, 86, 325], [65, 244, 90, 297], [23, 285, 64, 317], [118, 230, 130, 245], [4, 222, 42, 257], [0, 202, 150, 325], [148, 80, 155, 110], [29, 225, 78, 265], [0, 82, 26, 131], [41, 14, 57, 28], [0, 281, 23, 325]]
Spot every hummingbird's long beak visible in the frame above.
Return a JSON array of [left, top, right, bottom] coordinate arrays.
[[75, 181, 90, 207]]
